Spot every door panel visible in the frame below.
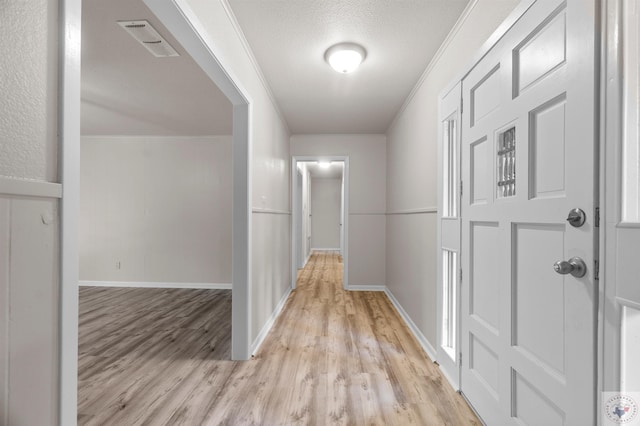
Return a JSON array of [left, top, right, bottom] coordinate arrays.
[[470, 221, 501, 333], [460, 0, 598, 424], [512, 371, 565, 425], [470, 138, 490, 205], [514, 8, 566, 94], [529, 94, 567, 199], [513, 223, 565, 374]]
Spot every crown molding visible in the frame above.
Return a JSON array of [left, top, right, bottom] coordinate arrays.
[[387, 0, 479, 133], [219, 0, 291, 135]]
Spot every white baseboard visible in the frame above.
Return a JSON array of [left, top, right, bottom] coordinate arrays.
[[79, 280, 232, 290], [348, 284, 386, 291], [310, 248, 341, 251], [251, 285, 293, 356], [384, 287, 437, 362], [438, 361, 460, 392]]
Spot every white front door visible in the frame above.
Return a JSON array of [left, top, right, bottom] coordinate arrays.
[[460, 0, 598, 424]]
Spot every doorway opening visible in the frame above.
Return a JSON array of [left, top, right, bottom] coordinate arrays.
[[291, 156, 349, 289], [60, 0, 252, 423]]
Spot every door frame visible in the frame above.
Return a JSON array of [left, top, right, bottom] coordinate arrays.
[[433, 1, 537, 398], [291, 156, 349, 289], [294, 168, 304, 269], [59, 0, 253, 423], [436, 82, 462, 390], [600, 0, 640, 402]]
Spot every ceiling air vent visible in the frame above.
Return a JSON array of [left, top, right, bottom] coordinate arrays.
[[117, 20, 179, 58]]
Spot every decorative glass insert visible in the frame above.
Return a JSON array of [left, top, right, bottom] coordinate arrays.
[[497, 127, 516, 198], [442, 249, 458, 361], [443, 118, 458, 217]]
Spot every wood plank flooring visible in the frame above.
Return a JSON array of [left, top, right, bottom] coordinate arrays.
[[78, 252, 480, 425]]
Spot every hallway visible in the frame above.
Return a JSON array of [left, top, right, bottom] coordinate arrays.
[[77, 251, 478, 424]]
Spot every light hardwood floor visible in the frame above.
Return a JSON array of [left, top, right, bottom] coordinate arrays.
[[78, 252, 480, 425]]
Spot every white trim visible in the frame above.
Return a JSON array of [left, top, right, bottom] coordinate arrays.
[[617, 222, 640, 229], [0, 177, 62, 199], [79, 281, 232, 290], [384, 287, 437, 362], [59, 0, 81, 424], [348, 285, 385, 292], [388, 0, 478, 131], [310, 247, 341, 251], [617, 297, 640, 312], [143, 0, 253, 362], [388, 0, 537, 133], [350, 212, 386, 216], [386, 207, 438, 215], [438, 362, 461, 393], [252, 208, 291, 215], [250, 286, 292, 356], [81, 134, 233, 140], [600, 0, 621, 403], [219, 0, 290, 134]]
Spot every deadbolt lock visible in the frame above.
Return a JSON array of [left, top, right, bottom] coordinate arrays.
[[566, 208, 586, 227]]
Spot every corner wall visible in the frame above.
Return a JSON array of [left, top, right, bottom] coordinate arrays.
[[385, 0, 520, 352]]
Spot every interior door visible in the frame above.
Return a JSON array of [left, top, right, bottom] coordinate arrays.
[[460, 1, 598, 424], [437, 82, 462, 389]]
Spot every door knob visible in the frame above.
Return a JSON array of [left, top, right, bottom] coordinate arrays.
[[553, 257, 587, 278]]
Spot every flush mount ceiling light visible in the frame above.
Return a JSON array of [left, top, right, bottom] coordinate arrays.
[[324, 42, 366, 74], [117, 20, 179, 58]]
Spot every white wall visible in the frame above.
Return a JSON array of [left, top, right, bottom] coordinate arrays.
[[310, 178, 341, 249], [291, 134, 386, 287], [0, 0, 59, 183], [182, 0, 292, 347], [79, 136, 232, 285], [385, 0, 520, 350], [0, 0, 60, 424]]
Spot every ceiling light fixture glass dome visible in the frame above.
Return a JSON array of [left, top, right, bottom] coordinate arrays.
[[324, 42, 366, 74]]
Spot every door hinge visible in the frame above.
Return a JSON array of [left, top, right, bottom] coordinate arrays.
[[459, 268, 463, 283], [460, 97, 464, 114], [460, 181, 463, 197], [594, 260, 600, 281], [459, 352, 463, 365], [595, 207, 600, 228]]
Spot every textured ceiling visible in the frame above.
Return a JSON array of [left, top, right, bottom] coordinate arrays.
[[228, 0, 470, 134], [81, 0, 472, 136], [81, 0, 233, 136]]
